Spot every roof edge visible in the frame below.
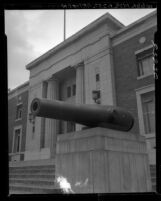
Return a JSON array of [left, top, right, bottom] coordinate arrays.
[[111, 10, 157, 38], [26, 10, 156, 70], [8, 81, 29, 95], [26, 12, 124, 70]]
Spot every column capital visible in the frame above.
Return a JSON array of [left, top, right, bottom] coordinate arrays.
[[47, 76, 59, 83], [73, 62, 84, 70]]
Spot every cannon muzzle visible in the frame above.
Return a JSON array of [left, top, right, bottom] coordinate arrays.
[[31, 98, 134, 132]]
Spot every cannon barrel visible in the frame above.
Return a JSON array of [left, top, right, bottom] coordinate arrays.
[[30, 98, 134, 132]]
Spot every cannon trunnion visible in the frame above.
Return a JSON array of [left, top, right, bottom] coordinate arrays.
[[30, 98, 134, 132]]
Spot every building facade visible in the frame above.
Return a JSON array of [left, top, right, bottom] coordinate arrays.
[[8, 11, 156, 165], [112, 16, 156, 164], [8, 81, 29, 162]]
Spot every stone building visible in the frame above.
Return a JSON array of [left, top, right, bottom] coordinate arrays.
[[8, 10, 157, 193], [25, 10, 156, 163]]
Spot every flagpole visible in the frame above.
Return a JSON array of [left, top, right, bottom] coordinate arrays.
[[64, 9, 66, 41]]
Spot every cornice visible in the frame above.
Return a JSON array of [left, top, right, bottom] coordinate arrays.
[[26, 12, 124, 70], [111, 10, 157, 46], [112, 10, 156, 39], [8, 81, 29, 100], [26, 10, 156, 71]]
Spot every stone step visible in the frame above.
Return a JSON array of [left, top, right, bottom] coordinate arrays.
[[150, 171, 156, 177], [150, 165, 156, 168], [9, 184, 62, 194], [150, 174, 156, 179], [150, 165, 156, 188], [151, 177, 156, 183], [9, 171, 55, 177], [9, 168, 55, 174], [9, 173, 55, 180], [149, 165, 156, 192], [150, 166, 156, 172], [9, 190, 34, 194], [150, 169, 156, 174], [9, 162, 59, 194], [152, 185, 156, 192], [10, 182, 57, 190], [10, 165, 54, 170], [150, 166, 156, 169], [9, 178, 55, 186], [9, 168, 55, 173]]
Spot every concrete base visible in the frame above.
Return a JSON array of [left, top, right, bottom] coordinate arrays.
[[24, 148, 50, 161], [55, 127, 152, 193]]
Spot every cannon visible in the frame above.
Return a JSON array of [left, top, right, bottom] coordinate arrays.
[[30, 98, 134, 132]]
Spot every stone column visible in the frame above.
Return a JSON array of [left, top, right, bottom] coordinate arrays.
[[45, 77, 59, 158], [40, 81, 48, 149], [75, 62, 85, 131]]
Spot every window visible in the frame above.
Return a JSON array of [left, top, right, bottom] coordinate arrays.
[[67, 121, 75, 133], [96, 73, 100, 82], [67, 86, 71, 98], [13, 128, 21, 153], [137, 48, 153, 77], [67, 84, 76, 97], [72, 84, 76, 96], [32, 125, 35, 133], [141, 91, 155, 134], [16, 105, 22, 120]]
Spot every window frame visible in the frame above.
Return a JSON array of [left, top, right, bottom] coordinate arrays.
[[135, 85, 155, 138], [137, 54, 153, 77], [15, 103, 23, 121], [67, 86, 71, 98], [12, 126, 22, 154], [135, 45, 154, 79], [142, 94, 155, 134], [96, 73, 100, 82]]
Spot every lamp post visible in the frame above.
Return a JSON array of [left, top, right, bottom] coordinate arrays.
[[92, 90, 101, 104], [29, 113, 35, 134], [29, 113, 35, 124]]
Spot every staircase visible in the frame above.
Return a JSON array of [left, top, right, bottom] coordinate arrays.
[[150, 165, 156, 192], [9, 163, 62, 194], [9, 162, 157, 193]]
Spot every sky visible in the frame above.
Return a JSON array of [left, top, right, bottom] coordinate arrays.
[[5, 9, 156, 90]]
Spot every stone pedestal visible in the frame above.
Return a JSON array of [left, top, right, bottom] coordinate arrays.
[[55, 127, 152, 193]]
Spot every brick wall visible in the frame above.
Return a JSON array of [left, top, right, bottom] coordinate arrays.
[[112, 27, 156, 134], [8, 97, 17, 153], [8, 90, 29, 154], [21, 90, 28, 152]]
